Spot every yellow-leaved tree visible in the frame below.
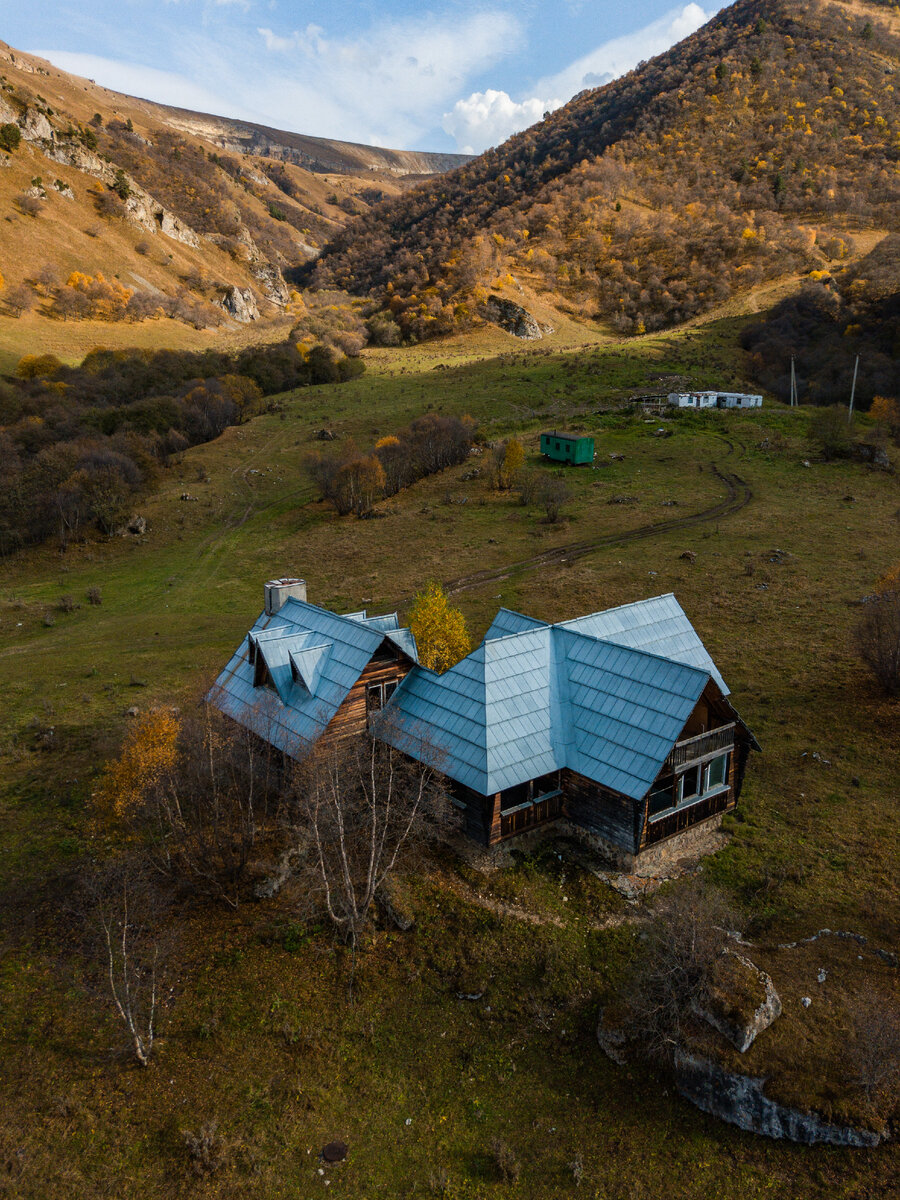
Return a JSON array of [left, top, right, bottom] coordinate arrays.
[[870, 395, 900, 436], [501, 437, 525, 488], [98, 710, 180, 819], [408, 582, 471, 673]]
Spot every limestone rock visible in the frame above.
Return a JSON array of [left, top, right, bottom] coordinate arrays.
[[19, 107, 53, 142], [249, 259, 290, 306], [218, 285, 259, 322], [695, 950, 782, 1053], [674, 1050, 882, 1147], [484, 296, 552, 340]]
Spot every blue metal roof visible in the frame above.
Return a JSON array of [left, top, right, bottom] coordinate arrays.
[[209, 598, 418, 754], [381, 595, 727, 801], [556, 593, 729, 695]]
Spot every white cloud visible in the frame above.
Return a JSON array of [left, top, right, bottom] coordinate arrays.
[[442, 3, 713, 153], [34, 9, 522, 149], [534, 2, 711, 100], [243, 11, 523, 146], [31, 49, 244, 116], [442, 90, 561, 155]]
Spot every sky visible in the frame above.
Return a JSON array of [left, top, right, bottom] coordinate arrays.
[[8, 1, 721, 154]]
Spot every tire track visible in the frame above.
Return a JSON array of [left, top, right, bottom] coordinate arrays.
[[447, 460, 753, 595]]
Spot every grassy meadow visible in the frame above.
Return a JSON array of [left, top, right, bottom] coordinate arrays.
[[0, 316, 898, 1198]]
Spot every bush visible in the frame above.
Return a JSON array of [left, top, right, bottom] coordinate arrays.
[[16, 193, 43, 218], [0, 123, 21, 152], [624, 879, 738, 1062], [855, 588, 900, 696], [809, 406, 854, 460]]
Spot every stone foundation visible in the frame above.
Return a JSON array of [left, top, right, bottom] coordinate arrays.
[[560, 812, 727, 875]]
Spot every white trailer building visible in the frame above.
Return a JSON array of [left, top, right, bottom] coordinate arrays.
[[668, 391, 762, 410]]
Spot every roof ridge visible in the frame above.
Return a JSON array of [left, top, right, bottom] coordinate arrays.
[[554, 625, 712, 681], [553, 593, 677, 626]]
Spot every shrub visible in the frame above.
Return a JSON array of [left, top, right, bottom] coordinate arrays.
[[539, 476, 573, 522], [854, 588, 900, 696], [809, 406, 854, 460], [0, 123, 21, 152], [624, 878, 738, 1062], [16, 193, 43, 218]]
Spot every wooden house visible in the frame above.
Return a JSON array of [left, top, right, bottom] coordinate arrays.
[[540, 431, 595, 464], [380, 596, 759, 869], [212, 586, 758, 870]]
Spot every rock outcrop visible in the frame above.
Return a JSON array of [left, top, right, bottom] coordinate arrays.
[[694, 951, 782, 1054], [674, 1051, 883, 1147], [484, 296, 552, 340], [218, 286, 259, 322]]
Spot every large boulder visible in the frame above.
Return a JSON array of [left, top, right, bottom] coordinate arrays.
[[694, 950, 783, 1053], [484, 296, 551, 340], [218, 285, 259, 323]]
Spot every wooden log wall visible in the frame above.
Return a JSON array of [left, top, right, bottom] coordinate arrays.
[[562, 769, 641, 855], [322, 645, 414, 747]]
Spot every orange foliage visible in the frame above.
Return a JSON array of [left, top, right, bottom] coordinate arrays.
[[98, 710, 180, 818], [65, 270, 133, 320]]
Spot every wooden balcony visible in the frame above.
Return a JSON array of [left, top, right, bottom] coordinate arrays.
[[665, 723, 735, 771], [500, 790, 564, 840], [644, 788, 733, 847]]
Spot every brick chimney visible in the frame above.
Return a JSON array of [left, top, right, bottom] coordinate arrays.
[[264, 577, 308, 614]]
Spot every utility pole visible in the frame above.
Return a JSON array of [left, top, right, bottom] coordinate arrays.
[[848, 354, 859, 423], [790, 356, 797, 407]]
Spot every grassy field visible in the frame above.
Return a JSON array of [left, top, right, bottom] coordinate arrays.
[[0, 316, 898, 1197]]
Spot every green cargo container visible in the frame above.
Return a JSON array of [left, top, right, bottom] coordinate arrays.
[[540, 431, 595, 465]]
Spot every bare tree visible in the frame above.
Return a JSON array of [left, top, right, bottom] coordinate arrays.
[[145, 700, 288, 908], [624, 878, 738, 1063], [88, 861, 169, 1067], [855, 588, 900, 696], [4, 285, 33, 317], [845, 991, 900, 1111], [539, 476, 573, 523], [288, 726, 448, 971]]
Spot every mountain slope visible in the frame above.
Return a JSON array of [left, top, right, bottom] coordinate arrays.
[[0, 41, 464, 352], [308, 0, 900, 340]]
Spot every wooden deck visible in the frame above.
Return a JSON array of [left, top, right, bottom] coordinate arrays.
[[499, 791, 565, 840]]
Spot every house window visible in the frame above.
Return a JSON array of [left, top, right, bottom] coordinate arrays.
[[648, 776, 676, 817], [366, 683, 384, 712], [679, 764, 700, 803], [704, 753, 728, 792], [384, 680, 398, 702]]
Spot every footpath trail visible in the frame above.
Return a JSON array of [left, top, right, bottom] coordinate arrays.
[[447, 441, 752, 595]]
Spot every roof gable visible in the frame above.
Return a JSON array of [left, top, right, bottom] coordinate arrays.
[[209, 599, 418, 755]]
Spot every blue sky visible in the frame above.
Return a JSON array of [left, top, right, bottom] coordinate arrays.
[[9, 2, 719, 153]]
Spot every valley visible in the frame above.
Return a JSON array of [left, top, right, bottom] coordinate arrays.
[[0, 0, 898, 1194]]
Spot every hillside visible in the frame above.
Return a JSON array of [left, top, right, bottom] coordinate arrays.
[[0, 41, 464, 362], [309, 0, 900, 347], [1, 318, 898, 1197]]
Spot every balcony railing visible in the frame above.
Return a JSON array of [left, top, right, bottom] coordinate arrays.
[[644, 788, 733, 847], [665, 723, 735, 771], [500, 791, 564, 840]]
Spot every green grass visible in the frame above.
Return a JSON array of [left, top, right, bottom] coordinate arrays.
[[1, 317, 898, 1197]]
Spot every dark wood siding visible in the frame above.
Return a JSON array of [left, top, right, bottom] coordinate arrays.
[[562, 769, 641, 855], [321, 642, 415, 747]]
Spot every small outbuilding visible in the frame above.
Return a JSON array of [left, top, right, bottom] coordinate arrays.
[[540, 431, 595, 464], [668, 392, 762, 410]]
